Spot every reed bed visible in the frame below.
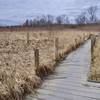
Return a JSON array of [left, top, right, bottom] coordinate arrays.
[[0, 30, 90, 100]]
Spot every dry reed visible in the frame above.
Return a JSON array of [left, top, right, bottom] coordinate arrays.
[[0, 30, 90, 100]]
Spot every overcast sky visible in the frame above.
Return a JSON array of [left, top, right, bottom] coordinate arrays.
[[0, 0, 100, 25]]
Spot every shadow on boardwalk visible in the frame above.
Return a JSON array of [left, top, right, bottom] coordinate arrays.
[[25, 40, 100, 100]]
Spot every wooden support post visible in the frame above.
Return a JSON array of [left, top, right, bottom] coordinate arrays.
[[91, 35, 96, 63], [34, 48, 39, 68], [27, 32, 30, 44], [91, 35, 96, 53], [90, 35, 96, 75], [54, 37, 59, 61]]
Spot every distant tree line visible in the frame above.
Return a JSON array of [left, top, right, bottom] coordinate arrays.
[[23, 14, 70, 27], [23, 6, 99, 26]]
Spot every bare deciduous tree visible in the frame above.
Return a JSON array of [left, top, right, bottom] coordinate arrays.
[[23, 19, 30, 26], [64, 15, 70, 24], [87, 6, 98, 23], [56, 15, 70, 24], [47, 15, 54, 25], [39, 15, 47, 25], [75, 6, 98, 24], [75, 12, 87, 24], [56, 15, 63, 24]]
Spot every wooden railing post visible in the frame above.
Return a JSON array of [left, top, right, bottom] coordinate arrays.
[[90, 34, 97, 77], [91, 35, 96, 53], [34, 48, 39, 68], [54, 37, 59, 61], [27, 32, 30, 44]]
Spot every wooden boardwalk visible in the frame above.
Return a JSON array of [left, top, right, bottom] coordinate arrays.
[[25, 40, 100, 100]]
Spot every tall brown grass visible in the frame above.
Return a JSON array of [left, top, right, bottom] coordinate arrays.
[[0, 30, 90, 100]]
